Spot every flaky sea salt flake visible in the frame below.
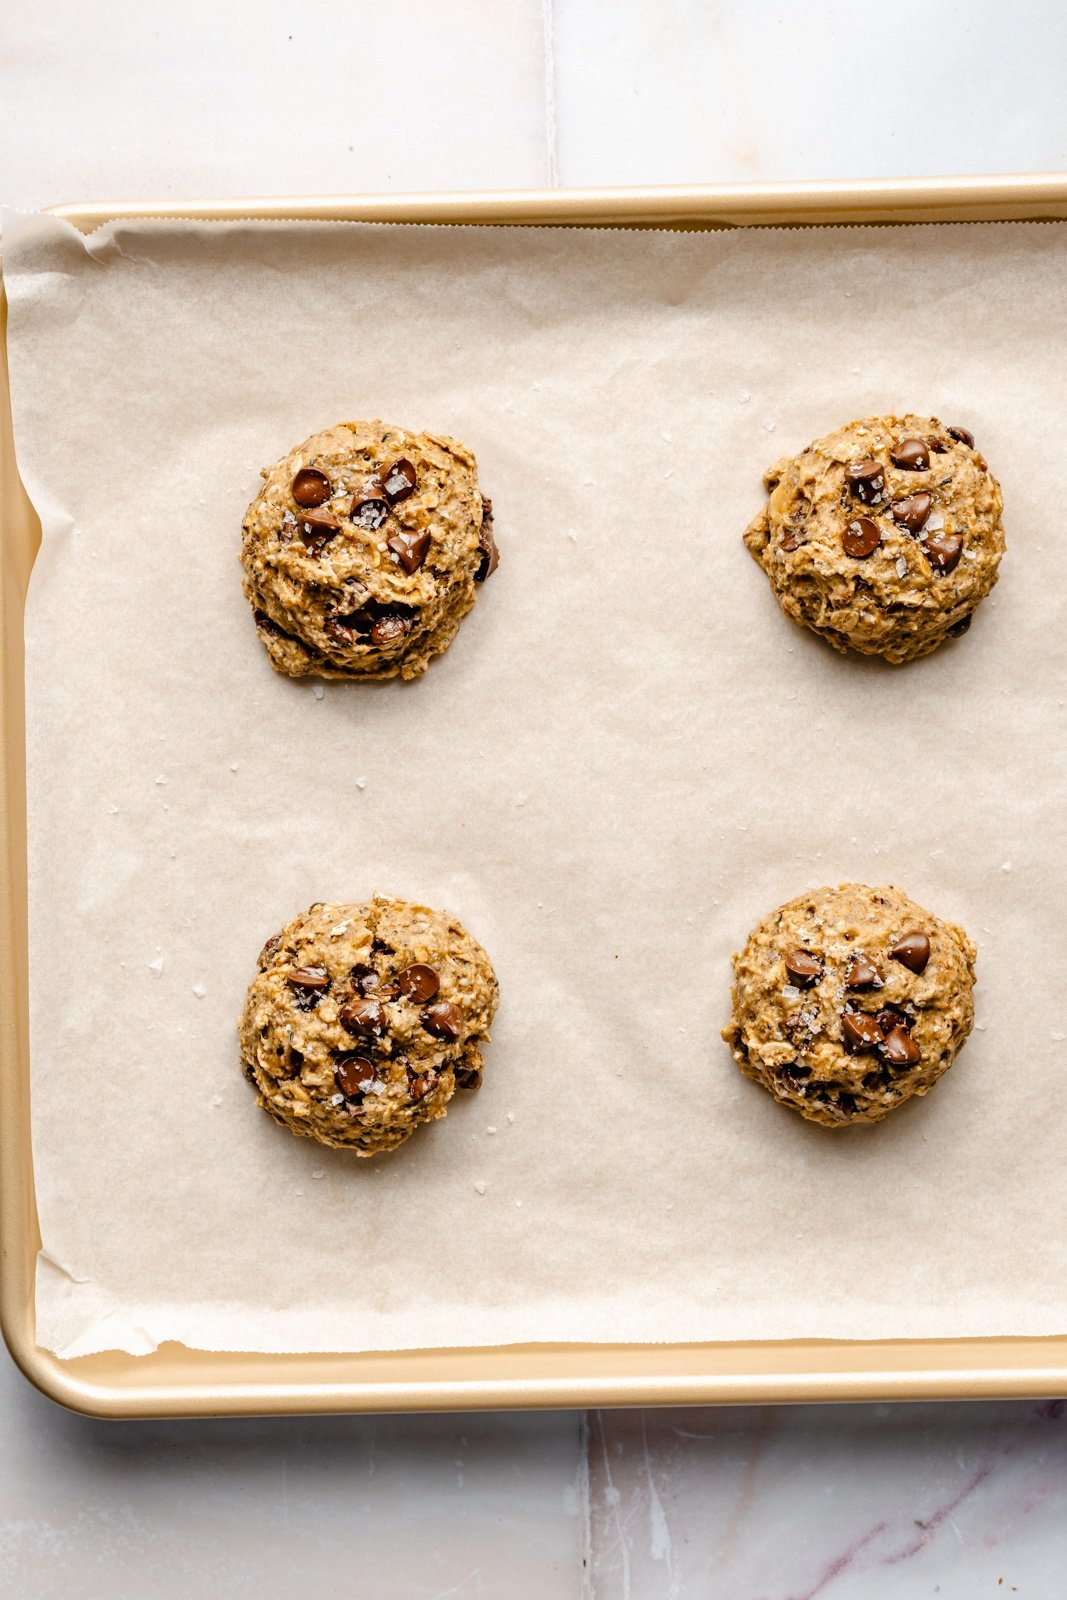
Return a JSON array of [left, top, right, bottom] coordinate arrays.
[[474, 1181, 486, 1195], [148, 953, 164, 977]]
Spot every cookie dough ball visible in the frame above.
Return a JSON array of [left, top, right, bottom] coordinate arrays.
[[242, 420, 498, 680], [744, 415, 1004, 663], [239, 897, 499, 1154], [723, 883, 976, 1127]]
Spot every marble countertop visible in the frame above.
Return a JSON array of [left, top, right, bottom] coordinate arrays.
[[3, 1, 1067, 1593]]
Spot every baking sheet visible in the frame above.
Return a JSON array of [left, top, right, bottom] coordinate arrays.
[[5, 208, 1066, 1359]]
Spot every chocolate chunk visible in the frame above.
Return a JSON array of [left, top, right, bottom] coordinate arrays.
[[339, 997, 387, 1037], [287, 966, 329, 991], [349, 963, 379, 996], [784, 949, 823, 987], [889, 931, 931, 973], [379, 458, 417, 504], [926, 435, 948, 454], [948, 612, 972, 638], [845, 459, 885, 504], [475, 523, 499, 583], [836, 1092, 857, 1116], [335, 1055, 376, 1098], [841, 1011, 883, 1053], [370, 611, 413, 647], [889, 492, 933, 533], [350, 496, 390, 530], [297, 510, 340, 555], [376, 981, 401, 1001], [422, 1001, 463, 1041], [292, 468, 331, 508], [780, 525, 807, 552], [875, 1005, 913, 1036], [846, 952, 883, 990], [454, 1063, 482, 1090], [843, 515, 882, 559], [880, 1026, 921, 1067], [889, 438, 930, 472], [946, 425, 975, 448], [387, 529, 431, 574], [408, 1072, 434, 1102], [925, 532, 963, 574], [396, 963, 441, 1002]]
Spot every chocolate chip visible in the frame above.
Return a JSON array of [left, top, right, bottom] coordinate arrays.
[[350, 496, 390, 530], [784, 949, 823, 987], [925, 532, 963, 574], [349, 963, 379, 996], [889, 438, 930, 472], [475, 523, 499, 583], [408, 1072, 434, 1102], [253, 609, 294, 640], [376, 981, 401, 1001], [875, 1005, 913, 1036], [845, 952, 883, 990], [380, 458, 417, 504], [841, 1011, 883, 1053], [926, 436, 949, 454], [862, 1067, 892, 1091], [370, 611, 413, 647], [948, 612, 972, 638], [843, 515, 882, 559], [947, 425, 975, 448], [780, 526, 807, 552], [339, 998, 387, 1038], [836, 1092, 857, 1116], [387, 529, 431, 574], [335, 1055, 376, 1098], [297, 510, 340, 555], [845, 459, 885, 504], [324, 613, 359, 644], [287, 966, 329, 991], [454, 1063, 482, 1090], [889, 931, 931, 973], [889, 492, 933, 533], [396, 963, 441, 1002], [422, 1001, 463, 1041], [880, 1026, 921, 1067], [292, 468, 331, 508]]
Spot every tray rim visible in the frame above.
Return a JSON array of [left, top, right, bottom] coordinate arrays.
[[5, 176, 1067, 1418]]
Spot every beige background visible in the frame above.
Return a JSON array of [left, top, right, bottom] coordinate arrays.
[[5, 209, 1065, 1358]]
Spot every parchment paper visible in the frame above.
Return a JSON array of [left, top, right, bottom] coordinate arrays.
[[5, 209, 1067, 1358]]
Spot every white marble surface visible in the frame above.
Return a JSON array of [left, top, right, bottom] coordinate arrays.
[[4, 2, 1067, 1595]]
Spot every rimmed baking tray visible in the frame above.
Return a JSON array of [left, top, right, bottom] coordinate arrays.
[[5, 175, 1067, 1417]]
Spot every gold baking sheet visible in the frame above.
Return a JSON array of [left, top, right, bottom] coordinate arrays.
[[4, 176, 1067, 1416]]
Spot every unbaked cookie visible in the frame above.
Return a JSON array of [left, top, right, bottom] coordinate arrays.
[[744, 415, 1004, 663], [242, 420, 498, 680], [239, 896, 499, 1154], [723, 883, 976, 1127]]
